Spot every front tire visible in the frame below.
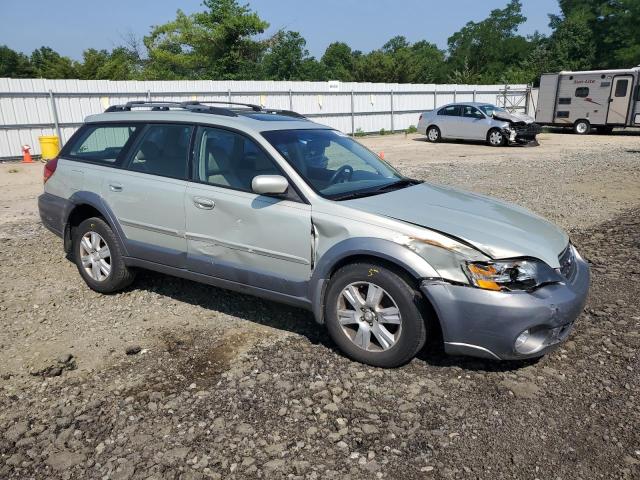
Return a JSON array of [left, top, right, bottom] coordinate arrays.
[[573, 119, 591, 135], [487, 128, 507, 147], [426, 126, 441, 143], [73, 217, 135, 294], [324, 263, 428, 368]]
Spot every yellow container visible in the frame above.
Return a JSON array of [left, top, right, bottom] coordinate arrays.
[[39, 135, 60, 160]]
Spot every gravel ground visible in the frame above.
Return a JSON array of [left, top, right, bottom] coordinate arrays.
[[1, 132, 639, 479]]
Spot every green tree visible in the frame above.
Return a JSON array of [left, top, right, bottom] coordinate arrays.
[[554, 0, 640, 68], [0, 45, 35, 77], [30, 47, 78, 78], [321, 42, 355, 81], [262, 31, 313, 80], [143, 0, 269, 79], [446, 0, 529, 83]]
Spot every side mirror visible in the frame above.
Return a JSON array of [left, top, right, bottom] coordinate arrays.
[[252, 175, 289, 195]]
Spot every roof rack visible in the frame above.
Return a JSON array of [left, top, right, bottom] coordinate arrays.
[[104, 100, 306, 119]]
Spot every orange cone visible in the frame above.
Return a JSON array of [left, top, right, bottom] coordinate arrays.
[[21, 145, 33, 164], [379, 151, 385, 159]]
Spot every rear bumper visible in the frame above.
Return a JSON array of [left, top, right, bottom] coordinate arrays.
[[420, 253, 590, 360], [38, 192, 68, 238]]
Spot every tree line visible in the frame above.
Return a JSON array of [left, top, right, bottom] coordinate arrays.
[[1, 0, 638, 85]]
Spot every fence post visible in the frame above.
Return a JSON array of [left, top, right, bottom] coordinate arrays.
[[390, 90, 394, 133], [228, 89, 232, 104], [48, 90, 62, 141], [473, 89, 477, 103], [453, 86, 457, 104], [289, 89, 293, 111], [350, 90, 355, 136], [146, 90, 151, 101], [433, 90, 437, 111]]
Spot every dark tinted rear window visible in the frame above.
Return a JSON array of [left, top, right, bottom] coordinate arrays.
[[438, 105, 461, 116], [126, 124, 193, 180], [67, 124, 138, 164]]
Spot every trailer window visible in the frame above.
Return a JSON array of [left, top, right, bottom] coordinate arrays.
[[556, 111, 570, 118], [558, 98, 572, 105], [575, 87, 589, 98], [636, 85, 640, 101], [615, 79, 629, 97]]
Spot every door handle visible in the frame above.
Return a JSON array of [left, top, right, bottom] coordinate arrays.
[[109, 183, 123, 192], [193, 197, 215, 210]]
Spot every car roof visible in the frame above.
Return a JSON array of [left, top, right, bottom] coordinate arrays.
[[437, 102, 496, 108], [85, 109, 330, 135]]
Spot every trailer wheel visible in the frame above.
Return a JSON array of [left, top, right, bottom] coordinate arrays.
[[573, 120, 591, 135]]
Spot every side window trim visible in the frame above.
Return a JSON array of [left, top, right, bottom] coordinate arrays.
[[190, 125, 305, 203]]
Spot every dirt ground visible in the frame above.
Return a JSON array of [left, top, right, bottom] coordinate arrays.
[[1, 132, 639, 479]]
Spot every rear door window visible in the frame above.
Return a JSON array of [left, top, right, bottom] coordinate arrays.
[[438, 105, 461, 116], [67, 124, 138, 164], [126, 124, 194, 180]]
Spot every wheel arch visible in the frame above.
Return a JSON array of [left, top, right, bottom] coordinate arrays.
[[64, 192, 128, 256], [310, 237, 441, 326]]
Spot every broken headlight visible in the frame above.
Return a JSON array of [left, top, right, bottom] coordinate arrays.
[[463, 259, 561, 292]]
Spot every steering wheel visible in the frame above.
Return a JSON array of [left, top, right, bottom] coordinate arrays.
[[329, 165, 354, 184]]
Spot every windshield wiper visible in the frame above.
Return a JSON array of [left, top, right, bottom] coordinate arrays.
[[329, 178, 421, 201], [372, 178, 421, 193]]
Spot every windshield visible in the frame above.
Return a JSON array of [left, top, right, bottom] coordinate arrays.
[[478, 105, 507, 117], [262, 129, 405, 199]]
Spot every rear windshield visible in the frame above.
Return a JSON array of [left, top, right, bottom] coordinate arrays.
[[66, 124, 138, 164]]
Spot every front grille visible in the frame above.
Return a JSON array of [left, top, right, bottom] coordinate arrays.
[[514, 123, 541, 138], [558, 244, 577, 281]]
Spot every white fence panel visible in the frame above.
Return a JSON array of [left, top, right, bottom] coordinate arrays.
[[0, 78, 529, 158]]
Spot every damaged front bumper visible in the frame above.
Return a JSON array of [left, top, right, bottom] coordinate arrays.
[[420, 254, 590, 360], [504, 123, 541, 144]]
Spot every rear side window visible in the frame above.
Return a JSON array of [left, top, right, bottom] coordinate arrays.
[[575, 87, 589, 98], [126, 124, 194, 180], [438, 105, 461, 116], [67, 124, 138, 164], [615, 79, 629, 97]]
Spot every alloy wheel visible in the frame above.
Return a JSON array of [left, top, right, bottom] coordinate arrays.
[[336, 282, 402, 352], [428, 128, 439, 141], [79, 231, 111, 282]]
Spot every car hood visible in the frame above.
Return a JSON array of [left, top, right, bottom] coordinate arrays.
[[493, 111, 535, 124], [344, 183, 568, 267]]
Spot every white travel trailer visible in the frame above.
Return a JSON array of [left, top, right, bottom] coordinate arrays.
[[535, 66, 640, 134]]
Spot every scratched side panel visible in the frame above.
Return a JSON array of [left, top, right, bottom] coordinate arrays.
[[184, 182, 313, 296]]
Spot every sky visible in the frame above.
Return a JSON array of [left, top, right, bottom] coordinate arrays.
[[0, 0, 561, 59]]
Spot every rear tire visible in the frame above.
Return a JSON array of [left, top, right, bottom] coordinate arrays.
[[73, 217, 135, 294], [573, 119, 591, 135], [487, 128, 507, 147], [426, 126, 441, 143], [324, 263, 428, 368]]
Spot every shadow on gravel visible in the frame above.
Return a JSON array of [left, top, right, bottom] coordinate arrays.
[[125, 270, 537, 373], [128, 269, 337, 350], [410, 137, 535, 148]]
